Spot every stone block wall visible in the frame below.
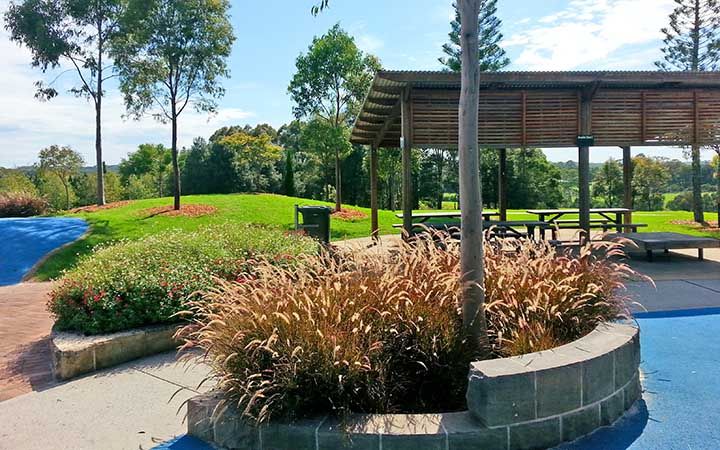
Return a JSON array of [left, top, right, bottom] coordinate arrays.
[[187, 322, 641, 450]]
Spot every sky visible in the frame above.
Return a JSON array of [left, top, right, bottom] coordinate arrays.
[[0, 0, 715, 167]]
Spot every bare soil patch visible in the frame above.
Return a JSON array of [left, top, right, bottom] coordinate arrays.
[[69, 200, 133, 213], [331, 208, 367, 221], [670, 219, 720, 231], [140, 204, 218, 218]]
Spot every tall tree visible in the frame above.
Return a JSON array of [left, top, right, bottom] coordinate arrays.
[[656, 0, 720, 223], [439, 0, 510, 72], [458, 0, 489, 355], [111, 0, 235, 210], [38, 145, 84, 209], [288, 24, 379, 211], [5, 0, 124, 206], [592, 159, 624, 207]]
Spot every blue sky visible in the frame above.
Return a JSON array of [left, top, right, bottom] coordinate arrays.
[[1, 0, 714, 166]]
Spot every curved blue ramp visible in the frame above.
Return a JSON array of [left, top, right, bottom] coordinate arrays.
[[0, 217, 88, 286]]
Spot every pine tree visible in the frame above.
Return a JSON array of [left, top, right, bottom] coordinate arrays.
[[439, 0, 510, 72], [656, 0, 720, 223]]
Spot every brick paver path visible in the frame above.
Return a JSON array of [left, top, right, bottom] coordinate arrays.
[[0, 282, 55, 401]]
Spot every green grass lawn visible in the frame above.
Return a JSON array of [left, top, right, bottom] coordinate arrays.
[[34, 193, 719, 280], [36, 193, 401, 280]]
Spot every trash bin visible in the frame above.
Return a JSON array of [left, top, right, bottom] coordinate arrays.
[[295, 205, 331, 243]]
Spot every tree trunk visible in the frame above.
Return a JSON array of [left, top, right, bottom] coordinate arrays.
[[690, 2, 704, 223], [335, 151, 342, 211], [95, 33, 105, 206], [64, 179, 70, 210], [437, 150, 444, 210], [716, 151, 719, 227], [171, 106, 181, 211], [691, 145, 704, 223], [458, 0, 489, 355]]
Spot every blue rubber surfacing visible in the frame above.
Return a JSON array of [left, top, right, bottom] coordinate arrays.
[[0, 217, 88, 286], [559, 309, 720, 450]]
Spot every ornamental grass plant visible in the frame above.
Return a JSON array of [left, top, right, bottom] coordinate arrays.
[[180, 234, 638, 424], [0, 192, 48, 217], [48, 224, 317, 335]]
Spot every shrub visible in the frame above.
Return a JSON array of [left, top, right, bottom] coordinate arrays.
[[0, 192, 49, 217], [180, 235, 634, 424], [48, 224, 317, 335]]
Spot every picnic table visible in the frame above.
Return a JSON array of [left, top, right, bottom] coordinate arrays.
[[393, 212, 550, 240], [526, 208, 637, 239]]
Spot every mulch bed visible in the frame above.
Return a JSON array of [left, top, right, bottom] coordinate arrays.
[[670, 219, 720, 231], [331, 209, 368, 221], [140, 204, 218, 218], [69, 200, 133, 213]]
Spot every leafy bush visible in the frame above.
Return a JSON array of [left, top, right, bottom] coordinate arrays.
[[48, 224, 317, 335], [180, 236, 634, 423], [0, 192, 49, 217]]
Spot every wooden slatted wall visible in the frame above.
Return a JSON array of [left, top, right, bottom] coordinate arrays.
[[407, 88, 720, 148]]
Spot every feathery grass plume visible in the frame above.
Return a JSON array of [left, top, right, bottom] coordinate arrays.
[[180, 233, 638, 424]]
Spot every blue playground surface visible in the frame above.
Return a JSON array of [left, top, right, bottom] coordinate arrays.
[[154, 308, 720, 450], [0, 217, 88, 286]]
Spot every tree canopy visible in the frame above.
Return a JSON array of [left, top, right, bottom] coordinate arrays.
[[288, 23, 379, 210]]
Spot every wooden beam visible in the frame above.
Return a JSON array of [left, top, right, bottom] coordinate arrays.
[[373, 99, 402, 148], [401, 88, 413, 237], [498, 148, 508, 221], [622, 146, 633, 225], [370, 145, 379, 240]]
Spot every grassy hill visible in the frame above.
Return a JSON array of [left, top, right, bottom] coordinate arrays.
[[35, 193, 719, 280]]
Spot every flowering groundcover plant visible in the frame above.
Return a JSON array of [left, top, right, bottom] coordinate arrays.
[[48, 224, 317, 335]]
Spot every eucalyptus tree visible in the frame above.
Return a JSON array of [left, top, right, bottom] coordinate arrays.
[[288, 24, 379, 211], [656, 0, 720, 223], [111, 0, 235, 210], [5, 0, 125, 206], [439, 0, 510, 72]]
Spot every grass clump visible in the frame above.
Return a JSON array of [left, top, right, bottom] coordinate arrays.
[[0, 192, 49, 217], [48, 224, 317, 335], [180, 235, 634, 424]]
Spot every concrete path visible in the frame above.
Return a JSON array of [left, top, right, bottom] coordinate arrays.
[[0, 351, 212, 450], [0, 282, 55, 401]]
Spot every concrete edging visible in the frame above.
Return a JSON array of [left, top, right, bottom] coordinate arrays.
[[186, 321, 641, 450], [51, 323, 181, 380]]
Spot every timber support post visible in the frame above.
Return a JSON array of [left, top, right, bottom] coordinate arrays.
[[622, 146, 632, 225], [578, 84, 597, 244], [498, 148, 508, 221], [401, 88, 413, 237], [370, 144, 379, 240]]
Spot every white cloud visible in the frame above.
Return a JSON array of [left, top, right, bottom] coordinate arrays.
[[357, 34, 384, 53], [505, 0, 675, 70]]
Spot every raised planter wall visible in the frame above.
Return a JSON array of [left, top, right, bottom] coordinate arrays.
[[187, 322, 641, 450], [51, 324, 181, 380]]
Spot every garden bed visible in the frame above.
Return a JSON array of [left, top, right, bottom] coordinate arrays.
[[187, 321, 641, 450]]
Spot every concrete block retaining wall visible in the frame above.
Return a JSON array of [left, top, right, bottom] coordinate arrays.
[[51, 324, 180, 380], [187, 322, 640, 450]]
